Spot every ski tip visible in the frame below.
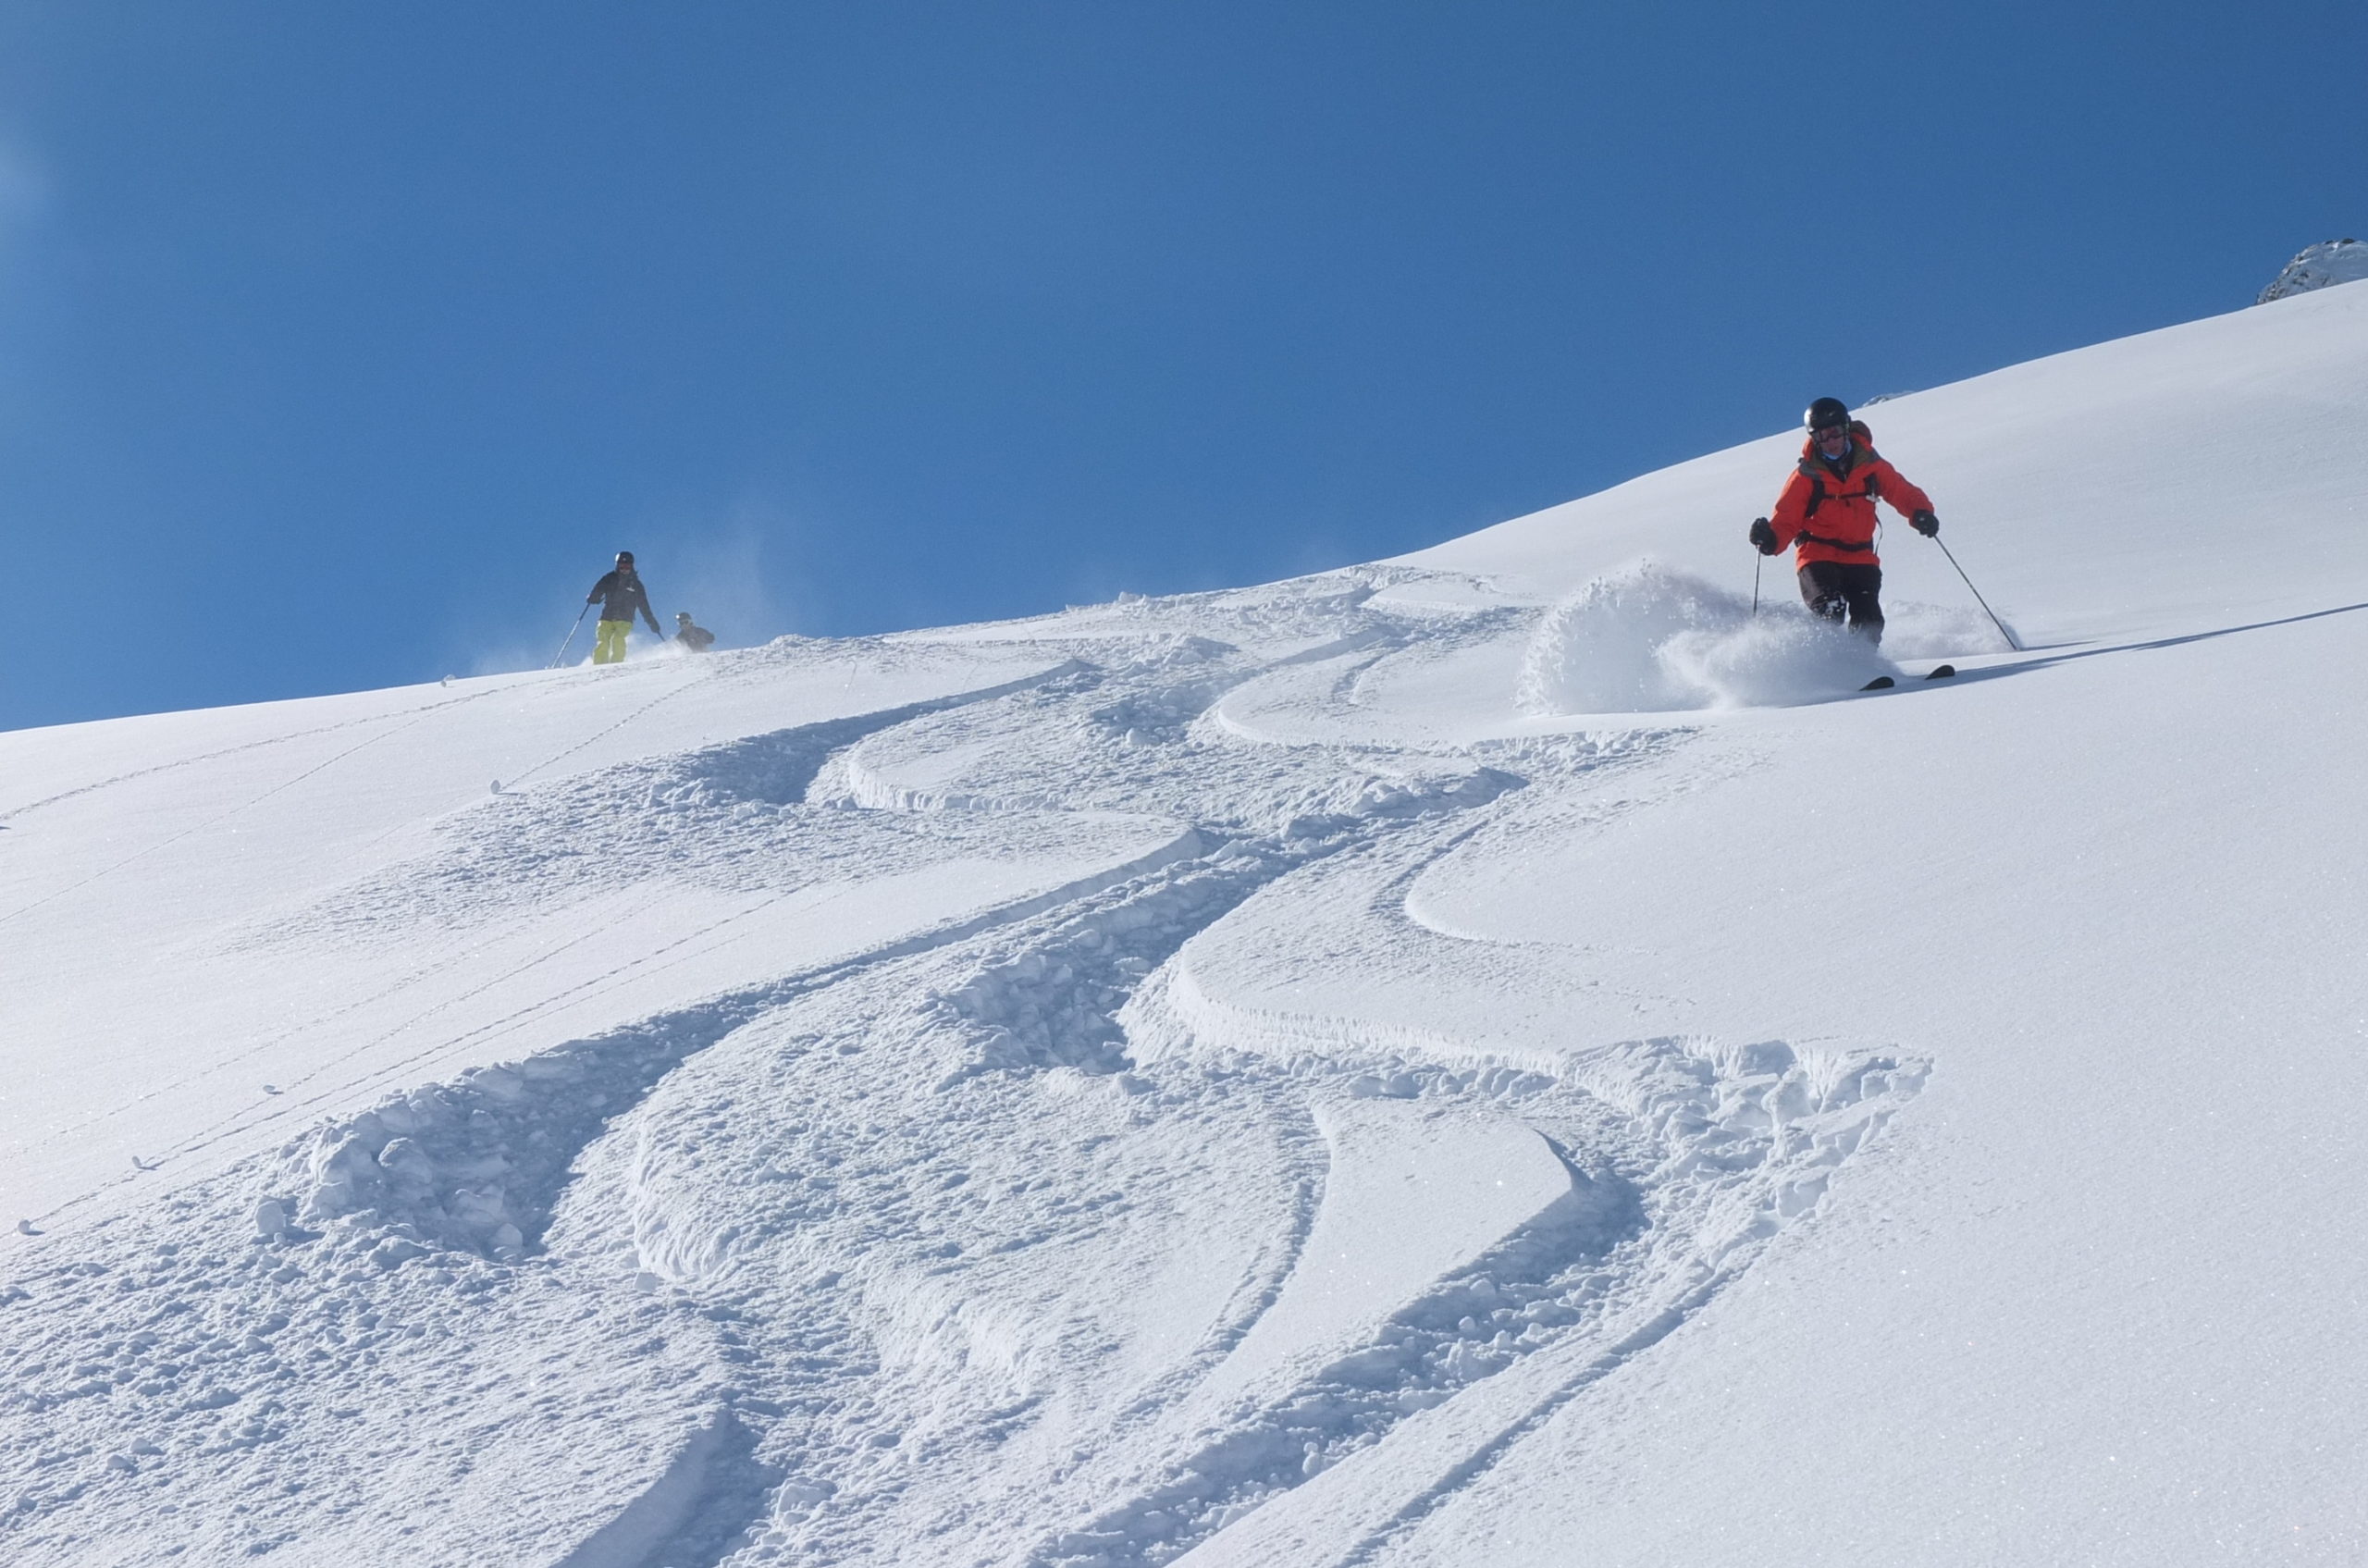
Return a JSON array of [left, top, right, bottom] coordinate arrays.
[[1860, 675, 1896, 691], [1925, 664, 1957, 680]]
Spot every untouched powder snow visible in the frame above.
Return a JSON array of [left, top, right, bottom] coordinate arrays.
[[4, 282, 2367, 1566]]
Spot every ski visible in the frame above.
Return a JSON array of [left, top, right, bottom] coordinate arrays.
[[1859, 667, 1953, 693]]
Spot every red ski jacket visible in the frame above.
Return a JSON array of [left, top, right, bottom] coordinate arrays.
[[1767, 424, 1934, 570]]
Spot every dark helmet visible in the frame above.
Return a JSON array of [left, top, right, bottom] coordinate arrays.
[[676, 611, 692, 622], [1804, 397, 1851, 433], [615, 550, 635, 567]]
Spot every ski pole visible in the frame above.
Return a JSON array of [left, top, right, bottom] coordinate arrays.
[[1747, 517, 1772, 615], [1930, 535, 2019, 651], [549, 603, 591, 669]]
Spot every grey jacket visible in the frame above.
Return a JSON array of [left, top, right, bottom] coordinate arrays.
[[587, 569, 661, 633]]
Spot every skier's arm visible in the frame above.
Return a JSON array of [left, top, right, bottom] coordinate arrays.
[[1870, 459, 1934, 522], [636, 584, 663, 636], [1766, 470, 1816, 550], [588, 570, 616, 606]]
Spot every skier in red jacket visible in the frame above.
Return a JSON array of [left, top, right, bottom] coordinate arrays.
[[1748, 398, 1940, 644]]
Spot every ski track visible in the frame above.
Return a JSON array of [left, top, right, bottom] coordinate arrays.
[[0, 690, 503, 932], [0, 574, 1930, 1566], [15, 653, 1124, 1234], [0, 683, 510, 827]]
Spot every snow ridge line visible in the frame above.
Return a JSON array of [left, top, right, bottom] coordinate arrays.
[[500, 655, 1080, 795], [100, 888, 813, 1221], [264, 821, 1208, 1260], [1298, 1051, 1928, 1568], [1106, 1166, 1326, 1430], [16, 648, 1195, 1241], [816, 644, 1248, 814], [35, 876, 884, 1234], [919, 727, 1546, 1090], [1318, 1259, 1732, 1568], [935, 836, 1322, 1085], [1197, 634, 1406, 749], [572, 845, 1373, 1561], [549, 1413, 780, 1568], [1032, 1164, 1642, 1568], [1259, 627, 1399, 672], [1128, 947, 1502, 1075], [631, 656, 1090, 806], [1045, 977, 1925, 1565], [14, 662, 1118, 1234], [0, 1163, 742, 1564], [37, 874, 801, 1182]]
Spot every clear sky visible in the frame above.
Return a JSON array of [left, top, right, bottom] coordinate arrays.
[[0, 0, 2360, 731]]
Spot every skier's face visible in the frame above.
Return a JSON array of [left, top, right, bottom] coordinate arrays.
[[1814, 426, 1849, 456]]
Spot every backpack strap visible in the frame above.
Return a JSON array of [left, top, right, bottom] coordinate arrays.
[[1797, 463, 1881, 521], [1794, 529, 1875, 553]]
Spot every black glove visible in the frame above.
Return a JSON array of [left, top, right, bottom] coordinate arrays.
[[1910, 509, 1939, 537], [1747, 517, 1780, 556]]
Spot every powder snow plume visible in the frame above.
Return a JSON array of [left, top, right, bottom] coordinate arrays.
[[1514, 560, 1885, 713], [1514, 559, 2011, 714]]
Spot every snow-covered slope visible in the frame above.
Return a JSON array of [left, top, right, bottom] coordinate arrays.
[[6, 283, 2366, 1567]]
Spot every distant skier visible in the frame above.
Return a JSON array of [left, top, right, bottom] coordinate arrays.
[[586, 550, 663, 664], [674, 611, 716, 653], [1748, 398, 1940, 644]]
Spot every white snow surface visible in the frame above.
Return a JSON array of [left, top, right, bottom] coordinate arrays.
[[5, 283, 2367, 1566]]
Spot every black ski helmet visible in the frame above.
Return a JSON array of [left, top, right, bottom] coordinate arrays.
[[615, 550, 635, 567], [1804, 397, 1851, 433]]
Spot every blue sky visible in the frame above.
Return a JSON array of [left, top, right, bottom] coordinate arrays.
[[0, 0, 2360, 730]]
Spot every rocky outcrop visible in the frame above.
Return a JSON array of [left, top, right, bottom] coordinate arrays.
[[2259, 239, 2368, 303]]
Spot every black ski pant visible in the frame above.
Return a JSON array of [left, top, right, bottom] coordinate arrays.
[[1797, 561, 1883, 643]]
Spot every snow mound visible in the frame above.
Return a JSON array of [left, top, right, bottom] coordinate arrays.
[[1516, 561, 1897, 713], [275, 1030, 707, 1262], [2258, 239, 2368, 303]]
